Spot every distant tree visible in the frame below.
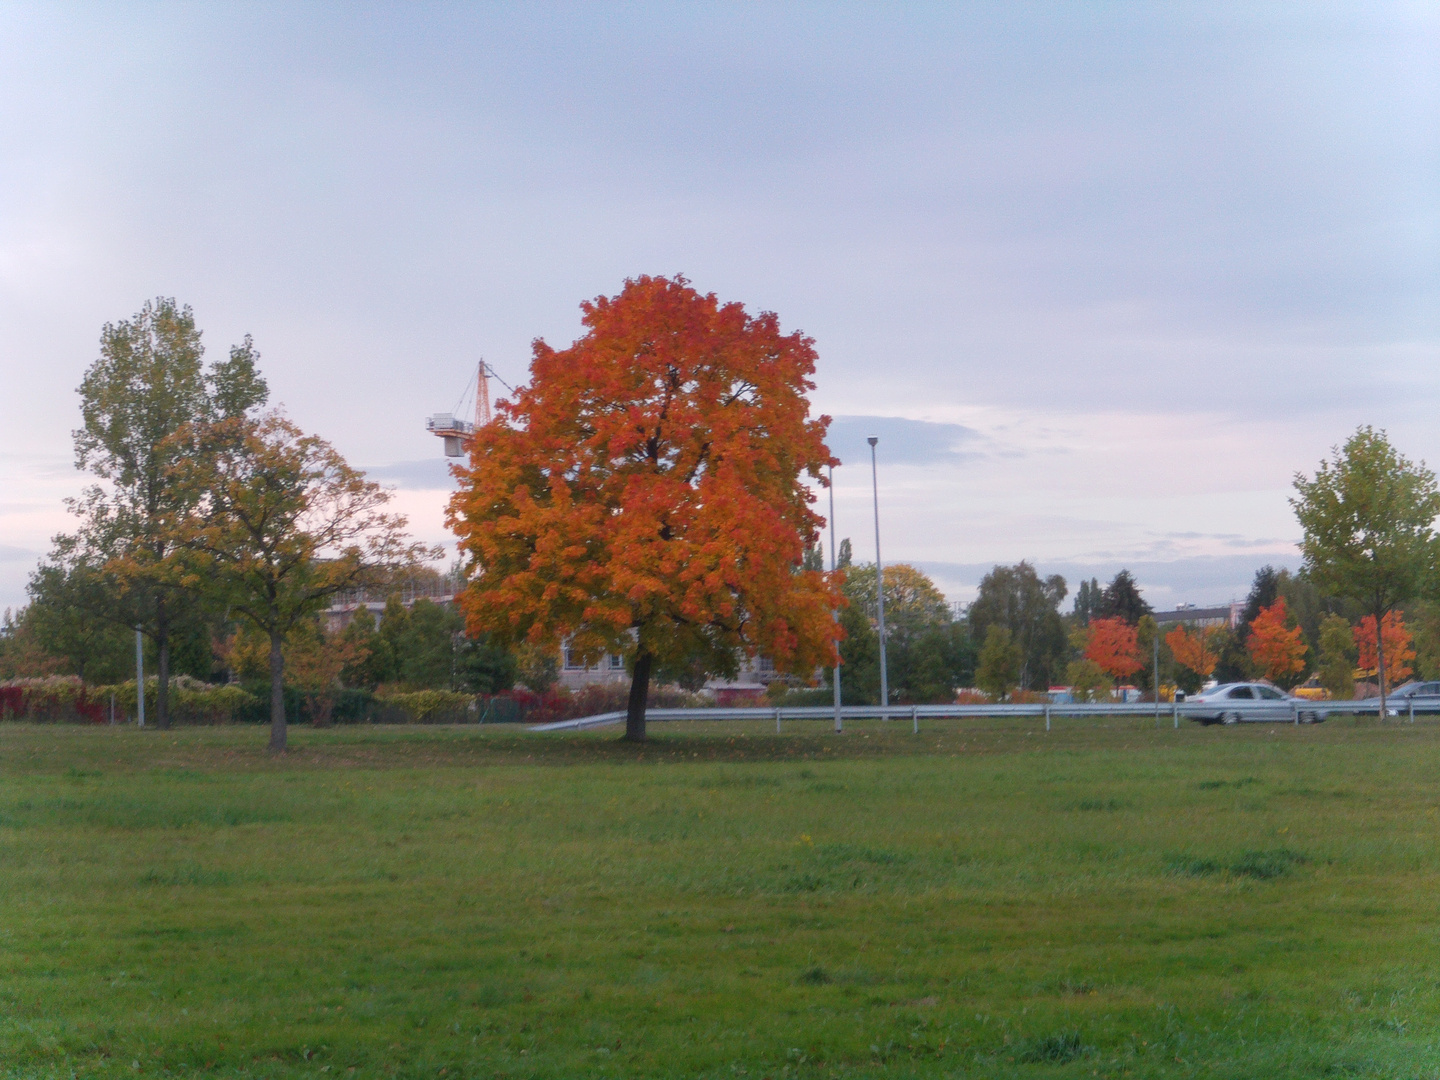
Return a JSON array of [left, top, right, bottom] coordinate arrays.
[[1085, 616, 1142, 690], [1210, 626, 1251, 684], [968, 562, 1068, 690], [1065, 657, 1111, 702], [1095, 570, 1151, 625], [975, 625, 1022, 701], [393, 598, 458, 688], [1133, 614, 1168, 697], [447, 276, 841, 741], [1408, 601, 1440, 681], [171, 413, 433, 751], [1276, 569, 1329, 658], [1166, 624, 1219, 693], [1353, 613, 1416, 688], [837, 537, 853, 569], [1072, 577, 1102, 626], [1316, 614, 1356, 700], [515, 644, 559, 694], [1247, 598, 1308, 688], [337, 606, 385, 689], [1292, 427, 1440, 716], [0, 607, 65, 680], [24, 547, 135, 683], [1237, 566, 1282, 644], [284, 619, 368, 727], [455, 631, 517, 695], [64, 299, 268, 727], [831, 563, 969, 704]]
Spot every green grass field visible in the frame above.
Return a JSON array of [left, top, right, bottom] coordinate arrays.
[[3, 717, 1440, 1079]]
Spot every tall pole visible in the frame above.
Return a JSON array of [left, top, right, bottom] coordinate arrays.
[[868, 437, 889, 716], [829, 464, 842, 733], [1153, 627, 1160, 723], [135, 626, 145, 728]]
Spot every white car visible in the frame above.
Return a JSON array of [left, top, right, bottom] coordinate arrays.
[[1185, 682, 1322, 725]]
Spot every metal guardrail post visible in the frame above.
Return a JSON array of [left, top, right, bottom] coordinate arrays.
[[1044, 704, 1050, 732], [1410, 700, 1415, 724], [775, 708, 781, 734], [1292, 699, 1298, 725], [911, 705, 918, 734]]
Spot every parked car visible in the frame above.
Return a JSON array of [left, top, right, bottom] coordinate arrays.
[[1385, 681, 1440, 715], [1292, 676, 1329, 701], [1184, 682, 1323, 725]]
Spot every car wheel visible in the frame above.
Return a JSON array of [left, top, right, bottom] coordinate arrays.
[[1299, 710, 1318, 724], [1222, 711, 1241, 725]]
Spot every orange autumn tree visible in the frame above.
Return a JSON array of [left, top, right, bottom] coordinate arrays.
[[1165, 624, 1218, 681], [1353, 612, 1416, 690], [1246, 597, 1308, 687], [447, 275, 842, 741], [1085, 616, 1142, 692]]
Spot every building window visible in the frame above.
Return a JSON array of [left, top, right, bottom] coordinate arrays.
[[563, 646, 584, 670], [757, 657, 775, 674], [608, 653, 625, 670]]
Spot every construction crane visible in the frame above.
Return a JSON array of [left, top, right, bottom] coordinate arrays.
[[426, 361, 493, 458]]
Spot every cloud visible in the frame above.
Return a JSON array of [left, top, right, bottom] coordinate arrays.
[[824, 415, 982, 468], [360, 459, 459, 491]]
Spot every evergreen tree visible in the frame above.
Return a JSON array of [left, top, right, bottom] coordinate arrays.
[[1096, 570, 1151, 625]]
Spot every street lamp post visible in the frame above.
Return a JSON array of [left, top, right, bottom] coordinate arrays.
[[135, 626, 145, 728], [829, 464, 842, 733], [868, 437, 889, 716]]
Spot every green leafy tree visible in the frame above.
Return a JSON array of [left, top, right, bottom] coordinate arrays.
[[968, 562, 1068, 690], [830, 563, 970, 704], [1134, 614, 1169, 698], [1276, 569, 1329, 659], [1292, 427, 1440, 717], [1316, 614, 1357, 700], [1065, 657, 1111, 702], [171, 413, 434, 751], [1408, 601, 1440, 681], [975, 625, 1022, 701], [395, 598, 461, 689], [456, 632, 518, 694], [62, 299, 267, 727], [25, 548, 136, 683], [515, 644, 559, 694], [375, 595, 412, 684]]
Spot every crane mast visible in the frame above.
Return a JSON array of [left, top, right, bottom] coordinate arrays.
[[426, 361, 492, 457]]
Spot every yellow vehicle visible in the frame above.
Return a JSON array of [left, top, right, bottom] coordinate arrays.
[[1292, 676, 1329, 701]]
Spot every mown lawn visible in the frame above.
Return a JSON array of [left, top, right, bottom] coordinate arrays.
[[3, 717, 1440, 1078]]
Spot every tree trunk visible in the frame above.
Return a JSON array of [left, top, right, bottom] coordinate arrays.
[[268, 630, 287, 752], [155, 597, 170, 730], [1377, 617, 1387, 723], [624, 650, 652, 742]]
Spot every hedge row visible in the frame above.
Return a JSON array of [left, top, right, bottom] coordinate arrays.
[[1, 677, 711, 726]]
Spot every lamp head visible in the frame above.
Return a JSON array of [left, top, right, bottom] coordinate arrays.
[[867, 436, 878, 447]]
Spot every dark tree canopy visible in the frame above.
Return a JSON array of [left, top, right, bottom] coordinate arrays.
[[1238, 566, 1281, 641], [967, 562, 1068, 691], [1096, 570, 1151, 626]]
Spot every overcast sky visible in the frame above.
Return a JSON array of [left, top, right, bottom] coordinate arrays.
[[2, 2, 1436, 613]]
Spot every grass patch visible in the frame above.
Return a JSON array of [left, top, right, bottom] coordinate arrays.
[[1017, 1028, 1085, 1063], [1, 719, 1439, 1077]]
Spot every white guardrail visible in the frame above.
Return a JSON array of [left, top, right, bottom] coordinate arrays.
[[530, 699, 1404, 733]]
